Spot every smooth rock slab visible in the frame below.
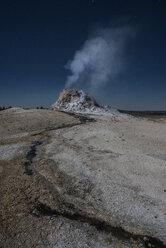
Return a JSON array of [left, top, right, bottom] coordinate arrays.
[[0, 142, 27, 160], [44, 115, 166, 245]]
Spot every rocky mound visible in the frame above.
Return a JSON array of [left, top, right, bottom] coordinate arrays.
[[51, 88, 119, 114]]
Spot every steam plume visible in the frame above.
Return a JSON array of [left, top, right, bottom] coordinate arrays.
[[65, 26, 133, 91]]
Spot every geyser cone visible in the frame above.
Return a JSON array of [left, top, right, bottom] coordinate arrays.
[[51, 88, 121, 115], [51, 88, 100, 112]]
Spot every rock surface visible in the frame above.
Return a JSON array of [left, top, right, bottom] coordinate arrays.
[[0, 108, 166, 248]]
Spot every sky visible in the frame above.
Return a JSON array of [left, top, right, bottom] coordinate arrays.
[[0, 0, 166, 110]]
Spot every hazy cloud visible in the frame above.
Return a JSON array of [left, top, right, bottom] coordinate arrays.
[[65, 26, 133, 92]]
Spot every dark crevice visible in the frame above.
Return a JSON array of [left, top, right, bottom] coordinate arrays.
[[30, 113, 96, 136], [32, 202, 166, 248], [44, 122, 84, 131], [58, 111, 96, 124], [30, 123, 81, 136], [24, 141, 42, 175], [77, 114, 96, 124]]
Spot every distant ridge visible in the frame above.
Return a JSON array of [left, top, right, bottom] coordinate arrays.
[[119, 110, 166, 117]]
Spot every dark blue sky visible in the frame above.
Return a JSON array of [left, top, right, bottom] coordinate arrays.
[[0, 0, 166, 110]]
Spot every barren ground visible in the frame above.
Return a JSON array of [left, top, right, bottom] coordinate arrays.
[[0, 108, 166, 248]]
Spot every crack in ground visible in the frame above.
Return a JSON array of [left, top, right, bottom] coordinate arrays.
[[57, 110, 96, 124], [24, 113, 94, 175], [31, 113, 96, 136], [24, 141, 42, 175], [32, 201, 166, 248]]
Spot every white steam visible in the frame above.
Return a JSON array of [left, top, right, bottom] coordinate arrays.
[[65, 26, 132, 91]]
